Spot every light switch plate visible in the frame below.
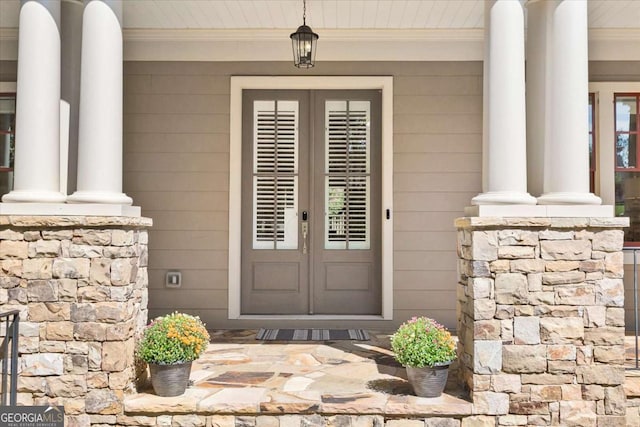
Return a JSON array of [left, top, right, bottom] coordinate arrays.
[[166, 271, 181, 288]]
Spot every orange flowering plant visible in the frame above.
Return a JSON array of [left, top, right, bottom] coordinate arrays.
[[390, 316, 456, 368], [137, 312, 210, 365]]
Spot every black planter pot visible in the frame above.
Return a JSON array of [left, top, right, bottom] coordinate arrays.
[[406, 363, 450, 398], [149, 361, 192, 397]]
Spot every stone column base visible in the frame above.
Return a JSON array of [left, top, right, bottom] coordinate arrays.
[[0, 215, 151, 425], [456, 216, 628, 426]]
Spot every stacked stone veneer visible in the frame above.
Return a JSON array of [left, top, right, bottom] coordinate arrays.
[[0, 216, 151, 427], [456, 217, 629, 427]]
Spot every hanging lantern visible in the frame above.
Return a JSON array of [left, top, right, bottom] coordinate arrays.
[[290, 0, 318, 68]]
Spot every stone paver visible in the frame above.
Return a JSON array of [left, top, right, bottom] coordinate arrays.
[[125, 330, 472, 417]]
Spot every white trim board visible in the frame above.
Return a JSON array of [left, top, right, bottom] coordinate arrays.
[[125, 28, 640, 62], [228, 76, 394, 321], [4, 27, 640, 61]]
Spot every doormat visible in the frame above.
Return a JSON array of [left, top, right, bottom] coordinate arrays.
[[256, 328, 370, 341]]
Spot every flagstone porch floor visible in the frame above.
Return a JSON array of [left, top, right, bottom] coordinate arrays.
[[124, 331, 640, 420], [124, 330, 473, 418]]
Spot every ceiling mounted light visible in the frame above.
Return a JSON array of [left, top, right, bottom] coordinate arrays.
[[290, 0, 319, 68]]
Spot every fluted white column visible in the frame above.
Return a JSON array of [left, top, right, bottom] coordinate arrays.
[[537, 0, 601, 205], [3, 0, 66, 203], [67, 0, 132, 205], [472, 0, 535, 206]]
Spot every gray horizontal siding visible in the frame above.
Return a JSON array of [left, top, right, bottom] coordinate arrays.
[[124, 61, 485, 331]]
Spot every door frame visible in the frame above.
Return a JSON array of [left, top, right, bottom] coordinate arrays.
[[228, 76, 394, 320]]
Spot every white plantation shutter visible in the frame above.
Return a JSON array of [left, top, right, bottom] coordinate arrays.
[[253, 100, 299, 250], [325, 100, 371, 250]]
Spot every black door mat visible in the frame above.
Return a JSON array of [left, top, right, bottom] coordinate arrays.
[[256, 328, 370, 341]]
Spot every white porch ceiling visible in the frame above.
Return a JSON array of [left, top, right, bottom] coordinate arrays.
[[122, 0, 486, 29], [0, 0, 640, 30]]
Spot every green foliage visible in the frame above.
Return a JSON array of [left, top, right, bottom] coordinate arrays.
[[390, 316, 457, 368], [137, 312, 210, 365]]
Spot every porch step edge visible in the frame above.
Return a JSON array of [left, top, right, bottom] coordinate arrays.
[[124, 389, 473, 417]]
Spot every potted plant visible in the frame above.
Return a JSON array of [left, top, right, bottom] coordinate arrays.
[[137, 312, 210, 397], [390, 316, 457, 398]]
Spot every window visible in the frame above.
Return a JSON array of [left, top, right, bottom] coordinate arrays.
[[614, 93, 640, 243], [325, 100, 371, 250], [0, 93, 15, 197], [252, 100, 299, 250]]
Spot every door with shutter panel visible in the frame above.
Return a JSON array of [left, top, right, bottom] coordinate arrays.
[[311, 91, 381, 314], [241, 89, 381, 315]]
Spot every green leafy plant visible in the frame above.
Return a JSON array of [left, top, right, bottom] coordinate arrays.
[[137, 312, 210, 365], [390, 316, 457, 368]]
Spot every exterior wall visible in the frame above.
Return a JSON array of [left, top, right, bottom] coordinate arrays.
[[0, 58, 634, 331], [123, 61, 483, 330], [0, 216, 150, 425], [456, 217, 627, 426]]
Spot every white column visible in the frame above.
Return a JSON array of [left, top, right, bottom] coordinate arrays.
[[61, 0, 83, 195], [480, 0, 490, 196], [67, 0, 132, 205], [525, 0, 546, 198], [472, 0, 535, 206], [3, 0, 66, 203], [537, 0, 601, 205]]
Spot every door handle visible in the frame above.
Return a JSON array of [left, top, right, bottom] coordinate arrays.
[[301, 222, 308, 254], [301, 211, 308, 254]]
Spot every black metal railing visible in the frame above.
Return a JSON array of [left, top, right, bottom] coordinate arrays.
[[626, 247, 640, 370], [0, 310, 19, 406]]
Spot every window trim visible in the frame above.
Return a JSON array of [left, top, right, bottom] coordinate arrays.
[[0, 91, 16, 190], [228, 76, 394, 320], [590, 82, 640, 207], [591, 83, 640, 251], [613, 92, 640, 172]]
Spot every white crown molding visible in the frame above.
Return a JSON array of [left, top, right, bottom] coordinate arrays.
[[588, 27, 640, 40], [2, 27, 640, 61], [123, 28, 484, 61], [124, 28, 292, 42], [124, 28, 484, 42], [122, 26, 640, 42], [122, 27, 640, 62], [588, 28, 640, 61]]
